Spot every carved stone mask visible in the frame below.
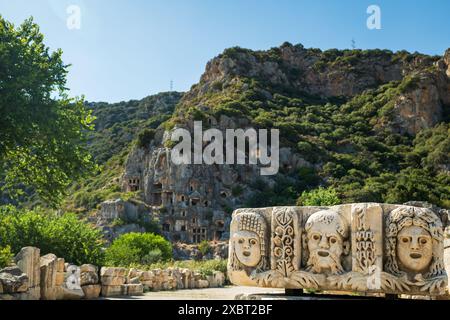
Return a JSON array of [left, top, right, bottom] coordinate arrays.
[[232, 230, 261, 267], [397, 225, 433, 273], [304, 210, 349, 274]]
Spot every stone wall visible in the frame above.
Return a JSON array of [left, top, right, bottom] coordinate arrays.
[[0, 247, 225, 300]]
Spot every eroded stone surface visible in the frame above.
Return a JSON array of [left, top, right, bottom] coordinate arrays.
[[228, 203, 449, 296]]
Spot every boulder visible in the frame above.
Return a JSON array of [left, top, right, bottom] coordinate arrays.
[[0, 266, 29, 293], [80, 264, 99, 286]]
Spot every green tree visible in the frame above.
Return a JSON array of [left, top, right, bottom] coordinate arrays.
[[105, 232, 172, 267], [297, 187, 341, 206], [0, 16, 95, 206]]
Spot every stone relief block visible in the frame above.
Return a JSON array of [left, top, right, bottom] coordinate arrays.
[[227, 203, 448, 296]]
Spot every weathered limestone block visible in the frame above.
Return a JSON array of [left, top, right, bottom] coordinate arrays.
[[55, 272, 65, 287], [40, 254, 58, 300], [0, 266, 29, 293], [181, 269, 192, 289], [82, 284, 101, 299], [124, 283, 144, 296], [0, 292, 36, 300], [63, 265, 84, 299], [14, 247, 40, 299], [56, 258, 65, 272], [100, 267, 128, 277], [101, 276, 126, 286], [152, 269, 162, 291], [444, 238, 450, 293], [140, 270, 154, 281], [169, 268, 183, 289], [140, 270, 154, 291], [196, 279, 209, 289], [101, 285, 126, 297], [80, 264, 99, 286], [228, 204, 449, 296], [207, 271, 225, 288], [55, 258, 66, 289], [128, 277, 141, 284]]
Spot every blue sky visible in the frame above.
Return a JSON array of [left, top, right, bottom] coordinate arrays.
[[1, 0, 449, 102]]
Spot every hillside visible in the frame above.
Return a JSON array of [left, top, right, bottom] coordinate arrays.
[[64, 43, 450, 243], [164, 43, 450, 208], [63, 92, 183, 212]]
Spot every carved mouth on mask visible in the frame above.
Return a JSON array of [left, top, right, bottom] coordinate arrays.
[[410, 253, 422, 259], [318, 250, 329, 257], [243, 251, 251, 257]]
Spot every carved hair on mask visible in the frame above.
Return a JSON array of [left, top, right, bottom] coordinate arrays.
[[303, 209, 350, 275], [230, 212, 268, 272], [385, 206, 445, 278]]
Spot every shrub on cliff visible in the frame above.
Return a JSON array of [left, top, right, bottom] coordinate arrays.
[[297, 187, 341, 206], [0, 205, 105, 265], [198, 240, 211, 256], [105, 232, 172, 267]]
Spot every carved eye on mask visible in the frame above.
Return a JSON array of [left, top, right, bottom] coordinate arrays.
[[401, 237, 410, 244]]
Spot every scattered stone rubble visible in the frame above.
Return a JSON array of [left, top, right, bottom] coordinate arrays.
[[0, 246, 226, 300]]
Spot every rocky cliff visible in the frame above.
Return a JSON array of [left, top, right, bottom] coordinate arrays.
[[86, 43, 450, 244]]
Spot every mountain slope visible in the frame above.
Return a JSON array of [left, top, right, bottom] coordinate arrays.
[[63, 92, 183, 212], [68, 43, 450, 222]]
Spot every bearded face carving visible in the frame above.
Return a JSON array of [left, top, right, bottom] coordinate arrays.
[[303, 210, 350, 275]]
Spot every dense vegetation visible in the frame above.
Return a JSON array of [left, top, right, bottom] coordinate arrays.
[[172, 46, 449, 209], [0, 246, 13, 268], [105, 232, 172, 267], [0, 205, 105, 265], [63, 92, 182, 212]]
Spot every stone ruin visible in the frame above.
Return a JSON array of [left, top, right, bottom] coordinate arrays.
[[0, 247, 226, 300], [117, 115, 311, 244], [228, 203, 450, 296], [120, 146, 235, 243]]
